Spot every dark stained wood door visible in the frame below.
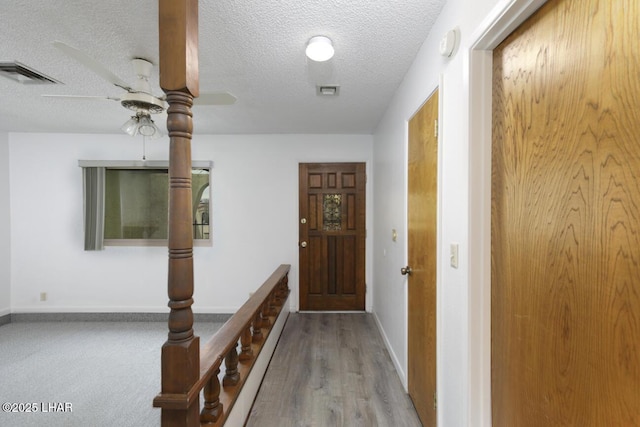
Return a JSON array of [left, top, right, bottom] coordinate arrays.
[[492, 0, 640, 425], [407, 89, 438, 426], [299, 163, 366, 311]]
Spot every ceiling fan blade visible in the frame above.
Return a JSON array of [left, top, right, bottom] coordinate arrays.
[[42, 94, 121, 101], [194, 92, 237, 106], [52, 41, 132, 91]]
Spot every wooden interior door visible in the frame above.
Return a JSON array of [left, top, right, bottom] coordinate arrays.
[[299, 163, 366, 311], [492, 0, 640, 425], [407, 89, 438, 426]]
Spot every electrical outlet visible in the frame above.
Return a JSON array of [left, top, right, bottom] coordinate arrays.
[[40, 292, 47, 302]]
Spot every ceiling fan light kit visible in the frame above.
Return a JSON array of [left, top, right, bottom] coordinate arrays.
[[121, 112, 163, 139], [306, 36, 334, 62], [120, 91, 165, 114], [120, 58, 166, 113]]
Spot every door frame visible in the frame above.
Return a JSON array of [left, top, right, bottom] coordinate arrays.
[[467, 0, 548, 425]]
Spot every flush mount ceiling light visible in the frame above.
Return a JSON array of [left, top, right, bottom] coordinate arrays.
[[121, 111, 163, 139], [306, 36, 334, 62]]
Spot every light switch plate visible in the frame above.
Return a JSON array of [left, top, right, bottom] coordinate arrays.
[[450, 243, 459, 268]]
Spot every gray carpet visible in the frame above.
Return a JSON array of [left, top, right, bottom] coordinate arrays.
[[0, 321, 223, 427]]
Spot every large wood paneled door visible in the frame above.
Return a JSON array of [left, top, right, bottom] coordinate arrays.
[[299, 163, 366, 311], [407, 89, 438, 426], [492, 0, 640, 425]]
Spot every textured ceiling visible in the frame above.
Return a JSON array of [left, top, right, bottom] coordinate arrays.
[[0, 0, 446, 135]]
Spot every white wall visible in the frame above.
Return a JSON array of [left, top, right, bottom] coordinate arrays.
[[4, 0, 546, 423], [0, 133, 10, 316], [9, 132, 373, 314], [371, 0, 545, 426]]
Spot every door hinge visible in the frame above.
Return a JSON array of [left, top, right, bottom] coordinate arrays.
[[433, 390, 437, 410], [434, 119, 438, 138]]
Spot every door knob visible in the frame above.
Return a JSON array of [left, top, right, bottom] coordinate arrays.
[[300, 241, 307, 248], [401, 266, 412, 276]]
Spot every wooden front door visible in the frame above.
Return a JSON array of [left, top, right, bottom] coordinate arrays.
[[407, 89, 438, 426], [299, 163, 366, 311], [492, 0, 640, 425]]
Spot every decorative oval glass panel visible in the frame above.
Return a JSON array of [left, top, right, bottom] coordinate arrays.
[[323, 194, 342, 231]]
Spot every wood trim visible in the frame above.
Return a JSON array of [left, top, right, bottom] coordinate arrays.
[[157, 1, 200, 425], [223, 296, 290, 426], [153, 265, 291, 427], [198, 265, 291, 382], [158, 0, 199, 96]]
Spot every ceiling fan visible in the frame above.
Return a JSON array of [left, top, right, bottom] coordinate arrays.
[[44, 41, 235, 136]]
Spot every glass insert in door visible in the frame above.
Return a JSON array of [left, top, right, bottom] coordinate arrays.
[[323, 194, 342, 231]]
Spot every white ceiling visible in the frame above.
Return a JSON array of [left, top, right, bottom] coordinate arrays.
[[0, 0, 446, 135]]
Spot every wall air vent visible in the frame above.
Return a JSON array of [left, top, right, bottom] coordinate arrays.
[[0, 61, 61, 84], [316, 85, 340, 96]]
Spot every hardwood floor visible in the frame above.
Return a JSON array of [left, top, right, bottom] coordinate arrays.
[[246, 313, 422, 427]]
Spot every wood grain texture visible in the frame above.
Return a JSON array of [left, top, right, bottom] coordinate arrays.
[[246, 313, 421, 427], [492, 0, 640, 425], [156, 2, 200, 424], [158, 0, 199, 95], [407, 89, 438, 426], [299, 163, 366, 311], [154, 266, 290, 427]]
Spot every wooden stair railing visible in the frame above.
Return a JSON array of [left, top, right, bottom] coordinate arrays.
[[155, 2, 289, 425], [154, 264, 291, 426]]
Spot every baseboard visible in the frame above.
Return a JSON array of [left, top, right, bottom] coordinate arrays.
[[373, 311, 408, 391], [0, 313, 10, 327], [9, 306, 239, 314], [9, 312, 232, 323], [225, 294, 290, 427]]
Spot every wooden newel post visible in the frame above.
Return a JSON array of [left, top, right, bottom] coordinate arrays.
[[157, 0, 201, 425]]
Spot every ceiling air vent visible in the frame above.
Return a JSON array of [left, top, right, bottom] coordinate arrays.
[[316, 85, 340, 96], [0, 61, 61, 84]]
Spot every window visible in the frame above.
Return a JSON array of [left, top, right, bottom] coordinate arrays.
[[80, 160, 212, 249]]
